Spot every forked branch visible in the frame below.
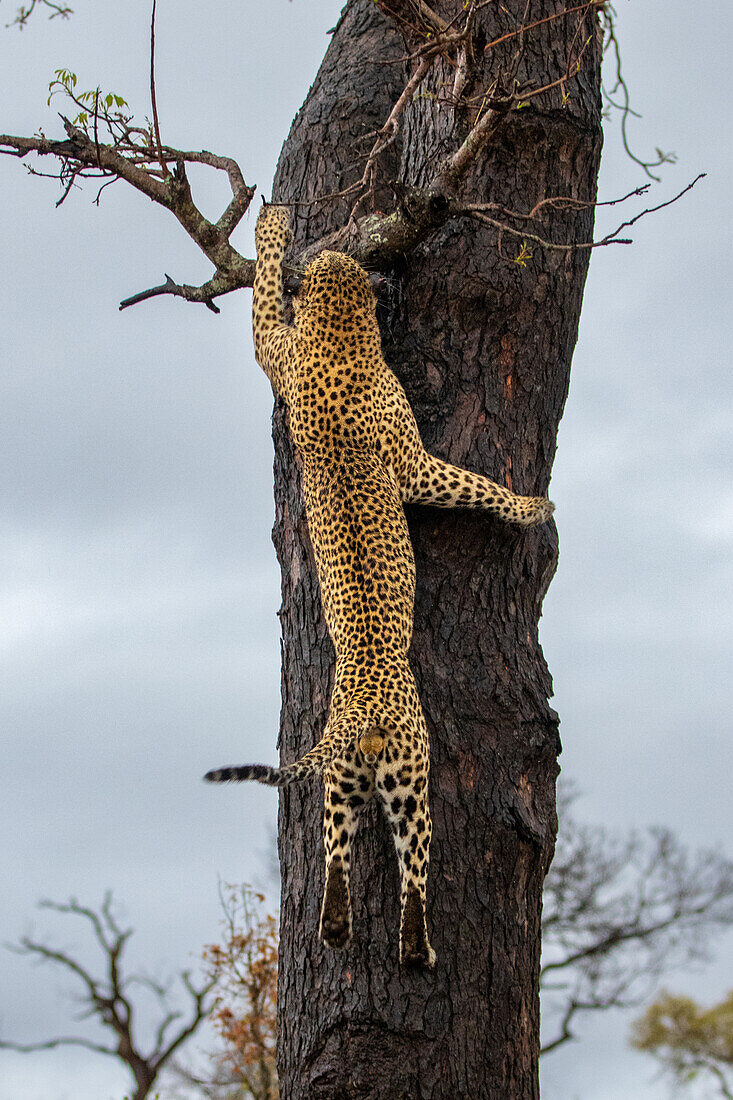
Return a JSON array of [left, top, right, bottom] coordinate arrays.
[[0, 119, 256, 309]]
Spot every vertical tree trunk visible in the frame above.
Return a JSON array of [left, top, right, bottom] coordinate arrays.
[[270, 2, 602, 1096]]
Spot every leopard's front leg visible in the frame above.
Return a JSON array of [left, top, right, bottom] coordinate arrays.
[[404, 450, 554, 526], [252, 202, 297, 400], [377, 368, 553, 526]]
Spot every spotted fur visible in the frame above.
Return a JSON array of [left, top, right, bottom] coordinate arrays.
[[205, 204, 554, 968]]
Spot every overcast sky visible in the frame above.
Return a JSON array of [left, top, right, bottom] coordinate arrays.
[[1, 2, 731, 1098]]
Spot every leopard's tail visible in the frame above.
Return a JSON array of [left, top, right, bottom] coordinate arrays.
[[204, 702, 370, 788]]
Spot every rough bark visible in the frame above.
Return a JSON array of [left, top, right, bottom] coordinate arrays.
[[269, 2, 603, 1097]]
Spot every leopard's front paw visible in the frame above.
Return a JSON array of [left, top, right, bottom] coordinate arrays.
[[516, 496, 555, 527], [255, 202, 291, 249]]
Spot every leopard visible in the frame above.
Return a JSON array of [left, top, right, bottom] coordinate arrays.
[[205, 202, 554, 968]]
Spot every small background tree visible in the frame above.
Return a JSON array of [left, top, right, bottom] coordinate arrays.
[[541, 788, 733, 1053], [198, 886, 278, 1100], [632, 990, 733, 1099], [0, 895, 216, 1100]]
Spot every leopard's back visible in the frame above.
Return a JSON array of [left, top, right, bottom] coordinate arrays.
[[302, 446, 415, 659]]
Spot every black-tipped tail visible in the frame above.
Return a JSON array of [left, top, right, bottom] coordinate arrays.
[[205, 701, 374, 790], [204, 764, 281, 786]]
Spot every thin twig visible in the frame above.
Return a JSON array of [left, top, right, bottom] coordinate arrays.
[[0, 1035, 116, 1056], [461, 175, 704, 256], [150, 0, 169, 177], [6, 0, 72, 29], [348, 53, 434, 221], [483, 1, 605, 55], [594, 173, 705, 241]]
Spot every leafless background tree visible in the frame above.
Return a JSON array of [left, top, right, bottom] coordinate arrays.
[[541, 788, 733, 1054], [0, 895, 216, 1100]]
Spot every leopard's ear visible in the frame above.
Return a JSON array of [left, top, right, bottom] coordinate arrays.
[[368, 272, 389, 293], [284, 272, 305, 297], [261, 193, 269, 206]]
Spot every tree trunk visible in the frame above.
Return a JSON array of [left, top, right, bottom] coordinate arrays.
[[270, 2, 602, 1096]]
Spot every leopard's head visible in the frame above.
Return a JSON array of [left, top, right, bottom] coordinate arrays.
[[295, 250, 377, 327]]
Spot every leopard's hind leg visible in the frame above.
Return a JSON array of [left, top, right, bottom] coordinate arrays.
[[404, 450, 554, 526], [320, 752, 375, 950], [376, 754, 435, 968]]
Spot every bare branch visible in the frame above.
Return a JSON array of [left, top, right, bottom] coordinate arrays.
[[593, 172, 706, 240], [39, 892, 125, 952], [154, 146, 255, 237], [153, 970, 217, 1070], [9, 936, 104, 1003], [482, 1, 606, 58], [152, 1007, 183, 1058], [431, 96, 513, 195], [411, 0, 449, 35], [541, 906, 710, 978], [0, 1035, 115, 1056], [1, 124, 256, 307], [540, 998, 582, 1055], [461, 174, 705, 256], [118, 270, 253, 313], [346, 53, 434, 222], [375, 0, 449, 38]]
